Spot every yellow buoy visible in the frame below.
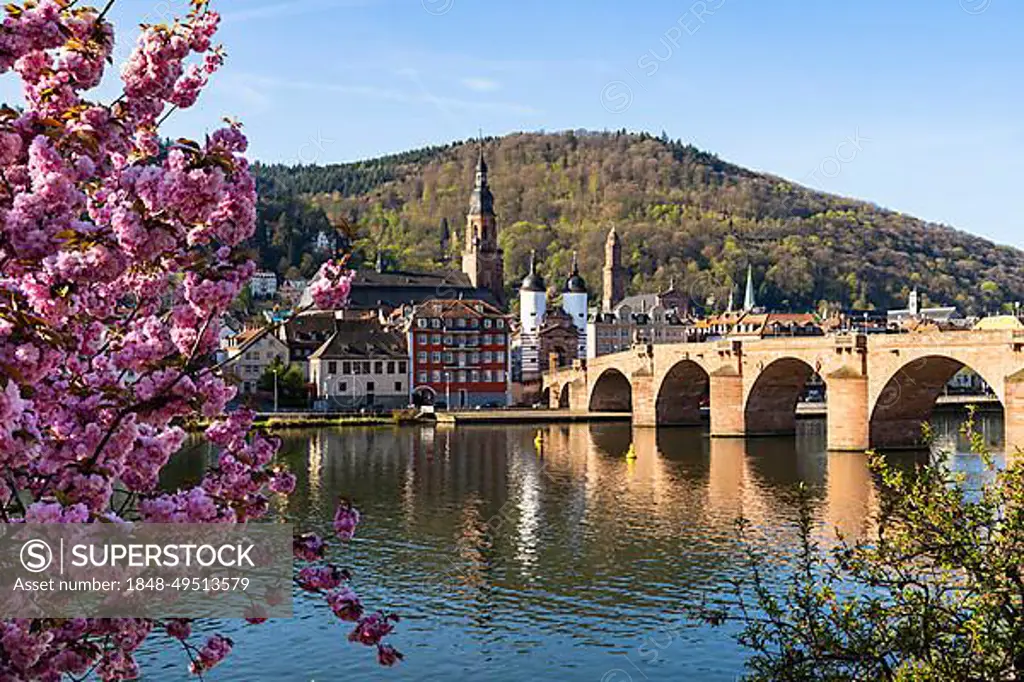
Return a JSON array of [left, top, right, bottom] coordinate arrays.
[[625, 443, 636, 460], [534, 431, 543, 454]]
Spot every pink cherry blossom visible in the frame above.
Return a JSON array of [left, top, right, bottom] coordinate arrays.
[[0, 1, 399, 675], [308, 260, 353, 310]]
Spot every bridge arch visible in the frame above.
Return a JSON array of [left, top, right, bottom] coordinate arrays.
[[589, 368, 632, 413], [655, 359, 710, 426], [558, 383, 571, 408], [870, 354, 1002, 449], [745, 357, 822, 436]]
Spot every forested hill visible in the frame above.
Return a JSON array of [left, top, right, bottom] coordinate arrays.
[[252, 131, 1024, 315]]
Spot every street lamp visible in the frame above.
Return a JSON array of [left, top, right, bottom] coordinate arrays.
[[445, 371, 451, 411], [272, 367, 279, 413]]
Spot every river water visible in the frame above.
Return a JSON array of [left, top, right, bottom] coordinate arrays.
[[140, 410, 1003, 681]]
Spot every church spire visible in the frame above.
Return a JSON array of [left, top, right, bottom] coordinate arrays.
[[462, 136, 503, 304], [743, 264, 756, 312], [468, 140, 494, 216]]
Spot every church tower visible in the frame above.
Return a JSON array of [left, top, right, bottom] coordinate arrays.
[[602, 227, 626, 313], [463, 145, 504, 305]]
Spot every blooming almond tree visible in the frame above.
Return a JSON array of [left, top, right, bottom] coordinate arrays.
[[0, 0, 395, 678]]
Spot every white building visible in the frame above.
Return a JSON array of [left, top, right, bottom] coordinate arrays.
[[887, 287, 960, 328], [315, 231, 337, 254], [308, 319, 410, 410], [250, 271, 279, 299], [224, 328, 290, 394]]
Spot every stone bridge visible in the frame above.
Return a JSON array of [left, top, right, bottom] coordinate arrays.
[[542, 331, 1024, 451]]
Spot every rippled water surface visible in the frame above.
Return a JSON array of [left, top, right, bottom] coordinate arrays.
[[139, 410, 1003, 681]]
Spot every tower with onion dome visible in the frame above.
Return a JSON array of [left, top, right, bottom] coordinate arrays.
[[562, 252, 588, 360]]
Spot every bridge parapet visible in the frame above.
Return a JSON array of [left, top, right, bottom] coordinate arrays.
[[834, 333, 867, 353]]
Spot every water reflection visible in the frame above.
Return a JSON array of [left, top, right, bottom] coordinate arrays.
[[147, 413, 984, 681]]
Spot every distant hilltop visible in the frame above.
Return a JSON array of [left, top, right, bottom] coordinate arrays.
[[251, 130, 1024, 316]]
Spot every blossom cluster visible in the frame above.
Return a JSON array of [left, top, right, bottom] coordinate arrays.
[[0, 1, 390, 678], [293, 508, 404, 667]]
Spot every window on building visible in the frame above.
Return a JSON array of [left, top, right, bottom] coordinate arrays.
[[484, 319, 493, 329], [417, 334, 427, 344], [367, 382, 375, 392], [497, 351, 506, 362], [432, 370, 441, 382], [361, 362, 369, 373], [398, 361, 407, 374], [483, 370, 492, 382], [471, 352, 480, 364], [484, 351, 493, 363], [417, 351, 427, 363], [417, 371, 427, 383], [417, 319, 427, 329], [387, 361, 395, 374], [497, 319, 505, 329], [252, 351, 260, 360], [458, 352, 466, 366], [482, 334, 491, 345], [444, 335, 453, 345], [394, 381, 402, 392], [340, 382, 348, 392], [342, 361, 351, 374], [353, 363, 361, 375], [327, 361, 337, 375], [444, 352, 454, 364], [471, 370, 480, 383], [431, 319, 441, 329], [470, 319, 479, 329], [457, 370, 467, 383], [457, 319, 466, 329], [374, 361, 383, 374], [495, 370, 505, 383], [431, 334, 441, 344], [431, 352, 441, 363]]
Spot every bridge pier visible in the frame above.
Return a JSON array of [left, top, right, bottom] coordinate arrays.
[[568, 379, 588, 412], [631, 374, 657, 427], [709, 369, 745, 438], [826, 369, 870, 451], [1004, 370, 1024, 456]]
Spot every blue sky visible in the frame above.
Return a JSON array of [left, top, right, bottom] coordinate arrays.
[[3, 0, 1022, 247]]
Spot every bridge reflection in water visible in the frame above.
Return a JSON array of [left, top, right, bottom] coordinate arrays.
[[156, 418, 987, 681]]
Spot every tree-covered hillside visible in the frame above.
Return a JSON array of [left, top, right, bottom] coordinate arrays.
[[252, 131, 1024, 315]]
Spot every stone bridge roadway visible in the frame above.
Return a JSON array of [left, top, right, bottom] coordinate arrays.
[[542, 331, 1024, 451]]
